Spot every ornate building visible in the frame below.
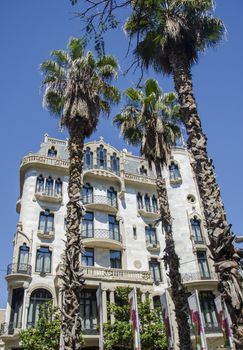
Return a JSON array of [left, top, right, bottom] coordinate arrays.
[[0, 134, 224, 349]]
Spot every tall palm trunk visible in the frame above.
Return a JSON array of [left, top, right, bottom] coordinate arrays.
[[61, 123, 84, 350], [170, 51, 243, 347], [155, 164, 192, 350]]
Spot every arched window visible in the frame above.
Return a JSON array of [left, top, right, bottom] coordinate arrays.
[[110, 153, 119, 174], [97, 145, 107, 169], [45, 176, 53, 196], [137, 193, 143, 209], [38, 210, 54, 234], [191, 217, 203, 244], [18, 243, 29, 272], [139, 165, 147, 176], [152, 195, 158, 213], [107, 187, 117, 208], [144, 194, 151, 212], [84, 147, 93, 169], [82, 183, 93, 204], [36, 175, 44, 193], [54, 178, 62, 196], [27, 289, 52, 327], [47, 146, 57, 158], [169, 163, 181, 181]]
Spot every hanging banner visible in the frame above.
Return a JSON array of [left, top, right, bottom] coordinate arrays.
[[128, 288, 141, 350], [214, 295, 235, 349], [96, 283, 104, 350], [160, 291, 174, 349], [188, 290, 208, 350]]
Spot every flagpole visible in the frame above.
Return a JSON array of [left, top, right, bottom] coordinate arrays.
[[195, 289, 208, 350]]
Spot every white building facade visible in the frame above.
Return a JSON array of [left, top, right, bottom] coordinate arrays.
[[0, 134, 225, 349]]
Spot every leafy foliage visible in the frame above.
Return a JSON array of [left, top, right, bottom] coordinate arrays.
[[19, 303, 62, 350], [113, 78, 181, 171], [40, 37, 120, 137], [104, 287, 167, 350], [125, 0, 225, 73]]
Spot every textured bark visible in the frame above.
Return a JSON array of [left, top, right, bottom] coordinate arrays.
[[155, 165, 192, 350], [61, 121, 85, 350], [170, 51, 243, 347]]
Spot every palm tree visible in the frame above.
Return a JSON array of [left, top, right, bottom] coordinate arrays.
[[40, 37, 120, 350], [114, 78, 192, 350], [125, 1, 243, 345]]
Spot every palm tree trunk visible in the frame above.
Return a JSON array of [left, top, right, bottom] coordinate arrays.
[[61, 125, 85, 350], [155, 164, 192, 350], [170, 51, 243, 347]]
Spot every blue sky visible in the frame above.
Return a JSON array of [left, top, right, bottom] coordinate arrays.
[[0, 1, 242, 307]]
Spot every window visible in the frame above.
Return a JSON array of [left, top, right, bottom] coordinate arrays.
[[35, 247, 52, 273], [47, 146, 57, 157], [145, 226, 157, 245], [108, 215, 120, 241], [110, 250, 121, 268], [111, 153, 119, 174], [82, 183, 93, 204], [149, 259, 162, 283], [80, 290, 97, 331], [169, 163, 181, 181], [199, 292, 219, 331], [36, 175, 44, 193], [82, 248, 94, 267], [152, 195, 158, 213], [97, 145, 107, 169], [84, 147, 93, 169], [191, 218, 204, 244], [38, 210, 54, 234], [54, 178, 62, 196], [197, 251, 210, 278], [45, 176, 54, 196], [9, 288, 24, 333], [133, 226, 137, 240], [107, 187, 117, 207], [144, 194, 151, 212], [27, 289, 52, 327], [82, 212, 94, 238], [137, 192, 143, 209], [139, 165, 147, 176], [18, 244, 29, 272]]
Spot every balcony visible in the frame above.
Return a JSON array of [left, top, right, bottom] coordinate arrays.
[[181, 272, 218, 288], [83, 166, 123, 190], [6, 263, 32, 286], [37, 229, 55, 240], [169, 175, 182, 185], [82, 195, 118, 213], [138, 206, 160, 219], [146, 242, 160, 252], [0, 322, 22, 336], [82, 266, 153, 284], [35, 190, 62, 204], [81, 229, 123, 250]]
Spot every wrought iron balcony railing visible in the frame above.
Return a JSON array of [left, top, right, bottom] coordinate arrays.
[[81, 229, 122, 243], [82, 195, 117, 208], [7, 263, 32, 276]]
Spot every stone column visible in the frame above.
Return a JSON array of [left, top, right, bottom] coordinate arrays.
[[102, 288, 107, 323], [109, 289, 115, 324], [21, 282, 30, 329], [149, 293, 154, 310]]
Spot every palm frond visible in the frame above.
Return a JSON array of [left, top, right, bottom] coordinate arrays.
[[68, 37, 84, 60]]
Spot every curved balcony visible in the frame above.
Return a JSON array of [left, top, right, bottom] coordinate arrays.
[[82, 195, 118, 213], [35, 190, 62, 204], [6, 263, 32, 287], [146, 242, 160, 252], [37, 229, 55, 240], [138, 206, 160, 219], [16, 197, 21, 214], [181, 272, 218, 288], [81, 229, 123, 250], [83, 167, 123, 190]]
